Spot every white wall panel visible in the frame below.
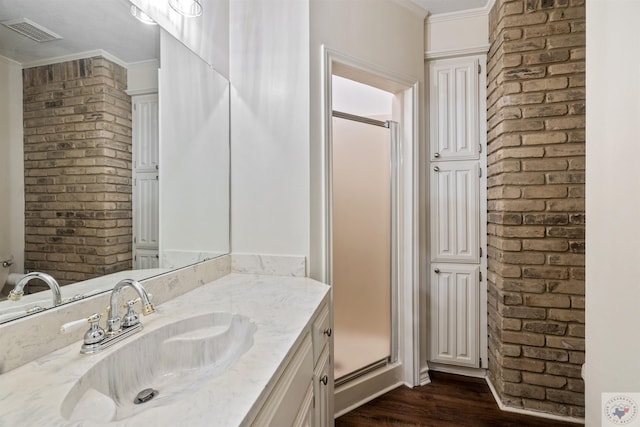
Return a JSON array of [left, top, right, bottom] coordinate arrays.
[[230, 0, 310, 256], [0, 57, 24, 273], [586, 1, 640, 424], [159, 30, 230, 266]]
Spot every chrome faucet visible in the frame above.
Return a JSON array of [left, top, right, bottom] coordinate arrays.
[[8, 272, 62, 307], [60, 279, 156, 354], [106, 279, 155, 336]]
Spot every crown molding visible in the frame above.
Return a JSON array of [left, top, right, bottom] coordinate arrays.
[[21, 49, 128, 69], [0, 54, 21, 67], [425, 44, 490, 60], [391, 0, 429, 19], [426, 0, 495, 23]]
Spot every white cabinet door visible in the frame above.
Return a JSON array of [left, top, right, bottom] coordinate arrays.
[[293, 385, 314, 427], [132, 94, 159, 171], [429, 264, 479, 368], [132, 94, 159, 268], [313, 347, 332, 427], [430, 161, 479, 263], [429, 57, 479, 161]]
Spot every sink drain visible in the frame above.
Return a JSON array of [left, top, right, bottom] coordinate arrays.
[[134, 388, 159, 404]]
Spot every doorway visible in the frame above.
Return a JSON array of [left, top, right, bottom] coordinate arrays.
[[331, 79, 398, 384], [322, 50, 420, 416]]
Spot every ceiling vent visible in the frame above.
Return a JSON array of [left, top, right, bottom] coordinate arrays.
[[1, 18, 62, 42]]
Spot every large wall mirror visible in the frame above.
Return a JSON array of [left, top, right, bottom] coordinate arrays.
[[0, 0, 230, 324]]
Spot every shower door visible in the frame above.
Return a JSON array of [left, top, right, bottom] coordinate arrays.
[[332, 111, 398, 384]]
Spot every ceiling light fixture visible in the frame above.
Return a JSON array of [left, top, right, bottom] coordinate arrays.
[[130, 5, 158, 25], [168, 0, 203, 17]]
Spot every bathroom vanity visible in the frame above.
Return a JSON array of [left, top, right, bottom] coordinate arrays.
[[0, 271, 332, 426]]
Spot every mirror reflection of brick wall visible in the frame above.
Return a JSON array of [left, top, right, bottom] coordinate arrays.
[[22, 57, 132, 286]]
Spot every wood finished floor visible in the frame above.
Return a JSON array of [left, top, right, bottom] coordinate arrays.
[[335, 372, 581, 427]]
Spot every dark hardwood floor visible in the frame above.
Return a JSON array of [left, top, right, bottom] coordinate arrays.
[[335, 372, 581, 427]]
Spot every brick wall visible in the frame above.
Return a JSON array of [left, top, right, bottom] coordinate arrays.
[[22, 57, 132, 286], [486, 0, 585, 418]]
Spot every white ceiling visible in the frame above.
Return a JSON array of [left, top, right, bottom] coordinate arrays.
[[0, 0, 488, 67], [411, 0, 489, 15], [0, 0, 158, 66]]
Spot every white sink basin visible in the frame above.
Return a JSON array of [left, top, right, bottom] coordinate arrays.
[[60, 312, 256, 422]]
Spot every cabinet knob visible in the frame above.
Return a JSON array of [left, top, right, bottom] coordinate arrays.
[[433, 166, 440, 172], [320, 375, 329, 386], [434, 152, 440, 158], [434, 268, 440, 274], [323, 328, 332, 337]]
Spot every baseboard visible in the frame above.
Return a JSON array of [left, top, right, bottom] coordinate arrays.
[[485, 376, 585, 425], [428, 362, 487, 378], [334, 363, 404, 418]]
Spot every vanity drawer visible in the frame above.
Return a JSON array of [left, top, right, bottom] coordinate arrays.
[[312, 305, 330, 362]]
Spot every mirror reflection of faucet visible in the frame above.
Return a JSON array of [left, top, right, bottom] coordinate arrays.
[[8, 272, 62, 307]]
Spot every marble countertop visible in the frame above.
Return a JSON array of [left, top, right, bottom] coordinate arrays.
[[0, 273, 330, 427]]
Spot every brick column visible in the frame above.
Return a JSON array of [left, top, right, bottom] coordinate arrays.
[[486, 0, 585, 418], [23, 57, 132, 286]]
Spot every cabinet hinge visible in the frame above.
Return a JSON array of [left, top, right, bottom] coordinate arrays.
[[479, 167, 483, 178], [479, 271, 483, 282], [479, 247, 483, 258], [480, 357, 483, 366], [134, 237, 137, 244], [478, 64, 482, 75], [479, 144, 482, 153]]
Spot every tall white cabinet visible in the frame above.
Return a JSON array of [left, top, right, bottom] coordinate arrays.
[[428, 55, 487, 369], [132, 94, 160, 269]]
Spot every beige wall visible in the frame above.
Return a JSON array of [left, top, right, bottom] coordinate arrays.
[[586, 1, 640, 425], [0, 56, 25, 273], [425, 12, 489, 54]]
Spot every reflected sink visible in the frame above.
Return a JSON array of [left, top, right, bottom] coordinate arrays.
[[60, 312, 256, 423]]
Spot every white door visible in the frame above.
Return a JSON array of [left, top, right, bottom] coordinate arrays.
[[429, 57, 480, 161], [132, 94, 159, 268], [430, 161, 480, 264], [427, 54, 486, 370], [429, 264, 480, 367]]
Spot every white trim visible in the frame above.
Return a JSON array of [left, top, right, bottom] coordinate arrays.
[[390, 0, 429, 19], [322, 46, 421, 407], [427, 362, 487, 378], [126, 88, 158, 96], [426, 1, 493, 23], [0, 54, 21, 67], [419, 366, 432, 385], [21, 49, 128, 69], [486, 377, 585, 424], [425, 45, 491, 60]]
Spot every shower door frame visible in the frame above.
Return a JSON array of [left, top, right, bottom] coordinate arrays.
[[330, 110, 399, 386], [320, 46, 422, 417]]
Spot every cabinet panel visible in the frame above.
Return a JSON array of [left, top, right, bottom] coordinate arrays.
[[429, 57, 479, 161], [313, 346, 332, 427], [132, 94, 159, 171], [133, 172, 159, 250], [293, 385, 314, 427], [251, 335, 313, 426], [429, 264, 479, 368], [430, 161, 479, 263]]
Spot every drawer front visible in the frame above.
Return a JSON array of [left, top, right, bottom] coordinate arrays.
[[312, 304, 330, 362]]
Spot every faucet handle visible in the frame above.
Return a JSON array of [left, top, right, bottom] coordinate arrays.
[[60, 313, 100, 334], [122, 299, 140, 328]]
